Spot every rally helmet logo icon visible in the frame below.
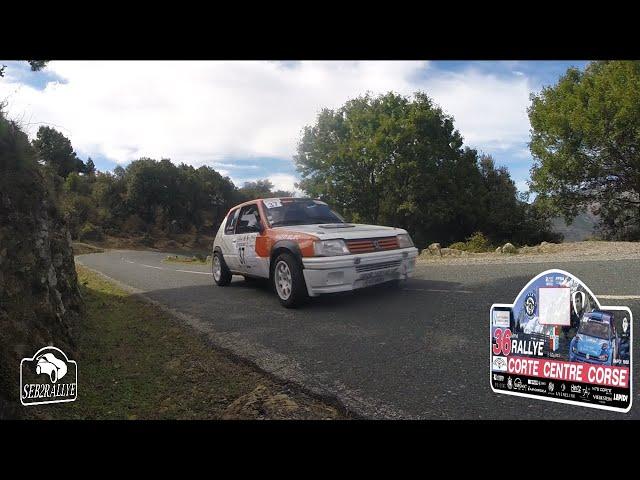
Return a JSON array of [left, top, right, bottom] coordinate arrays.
[[524, 292, 536, 317]]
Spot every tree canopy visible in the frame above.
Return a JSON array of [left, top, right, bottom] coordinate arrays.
[[529, 61, 640, 240], [295, 91, 556, 247], [239, 179, 293, 200], [30, 126, 287, 243], [33, 126, 88, 178]]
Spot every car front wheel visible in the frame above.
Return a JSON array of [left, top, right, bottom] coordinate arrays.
[[272, 253, 308, 308], [213, 252, 232, 286]]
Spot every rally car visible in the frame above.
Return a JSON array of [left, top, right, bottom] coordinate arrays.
[[569, 310, 619, 365], [212, 197, 418, 307]]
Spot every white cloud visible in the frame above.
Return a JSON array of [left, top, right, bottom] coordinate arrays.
[[267, 173, 299, 193], [0, 61, 533, 172]]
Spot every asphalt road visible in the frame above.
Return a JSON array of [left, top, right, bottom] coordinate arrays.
[[77, 250, 640, 419]]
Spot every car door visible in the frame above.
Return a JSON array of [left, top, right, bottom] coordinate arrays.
[[234, 203, 268, 277], [221, 207, 241, 271]]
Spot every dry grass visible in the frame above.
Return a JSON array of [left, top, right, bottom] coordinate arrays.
[[23, 266, 346, 420]]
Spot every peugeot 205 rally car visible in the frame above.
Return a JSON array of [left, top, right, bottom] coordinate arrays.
[[569, 310, 619, 365], [212, 197, 418, 307]]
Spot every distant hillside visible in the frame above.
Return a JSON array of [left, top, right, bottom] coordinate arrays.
[[551, 210, 600, 242]]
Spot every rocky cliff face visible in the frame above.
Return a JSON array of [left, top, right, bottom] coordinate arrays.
[[0, 115, 82, 418]]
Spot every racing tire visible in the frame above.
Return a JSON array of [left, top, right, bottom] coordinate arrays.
[[212, 251, 232, 286], [272, 252, 308, 308]]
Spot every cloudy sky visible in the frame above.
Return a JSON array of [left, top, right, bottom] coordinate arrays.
[[0, 60, 587, 193]]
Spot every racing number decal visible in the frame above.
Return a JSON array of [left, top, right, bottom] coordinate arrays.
[[492, 328, 512, 356]]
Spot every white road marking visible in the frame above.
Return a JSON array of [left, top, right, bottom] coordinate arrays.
[[175, 269, 212, 275], [141, 264, 164, 270], [122, 258, 211, 275], [404, 288, 473, 294], [598, 295, 640, 300]]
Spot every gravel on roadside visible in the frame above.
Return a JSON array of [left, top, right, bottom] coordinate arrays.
[[417, 241, 640, 265]]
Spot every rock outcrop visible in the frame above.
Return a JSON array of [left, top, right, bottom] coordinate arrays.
[[427, 243, 441, 256], [501, 242, 517, 254], [0, 115, 82, 418]]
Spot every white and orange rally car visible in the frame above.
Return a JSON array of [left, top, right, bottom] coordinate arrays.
[[212, 197, 418, 307]]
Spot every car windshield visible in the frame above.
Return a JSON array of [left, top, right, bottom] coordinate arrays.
[[578, 320, 610, 340], [262, 199, 344, 227]]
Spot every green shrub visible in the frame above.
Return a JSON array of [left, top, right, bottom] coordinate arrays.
[[79, 223, 104, 242], [447, 232, 492, 253]]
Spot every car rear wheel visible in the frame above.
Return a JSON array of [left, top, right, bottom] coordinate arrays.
[[272, 253, 308, 308], [213, 252, 232, 286]]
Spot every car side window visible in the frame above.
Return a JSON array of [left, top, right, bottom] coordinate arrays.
[[236, 204, 262, 234], [224, 208, 240, 235]]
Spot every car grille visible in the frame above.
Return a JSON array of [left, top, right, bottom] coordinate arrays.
[[355, 259, 402, 273], [574, 350, 605, 362], [346, 237, 399, 254]]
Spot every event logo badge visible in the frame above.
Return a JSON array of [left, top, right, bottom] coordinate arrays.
[[492, 355, 508, 372], [490, 269, 632, 413], [20, 346, 78, 406], [524, 292, 536, 317]]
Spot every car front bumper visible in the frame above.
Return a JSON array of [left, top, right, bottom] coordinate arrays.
[[301, 247, 418, 297], [569, 350, 612, 365]]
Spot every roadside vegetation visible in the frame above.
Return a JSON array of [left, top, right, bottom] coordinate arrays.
[[448, 232, 494, 253], [529, 61, 640, 241], [24, 266, 345, 420], [33, 126, 292, 251]]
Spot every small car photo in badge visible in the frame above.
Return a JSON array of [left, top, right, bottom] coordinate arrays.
[[569, 310, 619, 366]]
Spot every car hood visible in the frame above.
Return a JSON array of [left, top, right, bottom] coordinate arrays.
[[575, 334, 609, 356], [271, 223, 407, 240]]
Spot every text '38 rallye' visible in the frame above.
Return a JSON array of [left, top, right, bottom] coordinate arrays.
[[212, 197, 418, 307]]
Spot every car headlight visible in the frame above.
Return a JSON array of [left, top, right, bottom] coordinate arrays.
[[397, 233, 414, 248], [313, 239, 349, 256]]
